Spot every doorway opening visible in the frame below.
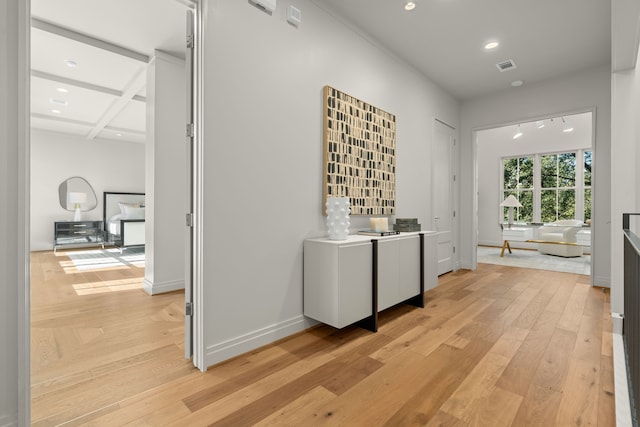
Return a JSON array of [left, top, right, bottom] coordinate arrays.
[[28, 1, 201, 423], [475, 111, 594, 277]]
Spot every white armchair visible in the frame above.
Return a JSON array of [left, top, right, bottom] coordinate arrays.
[[537, 219, 584, 257]]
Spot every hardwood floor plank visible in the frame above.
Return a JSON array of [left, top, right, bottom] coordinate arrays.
[[30, 253, 615, 426], [511, 384, 563, 426], [554, 358, 600, 426], [425, 410, 466, 427], [252, 386, 337, 427], [557, 283, 590, 332], [469, 385, 523, 427], [598, 355, 616, 427], [410, 297, 495, 357], [178, 352, 337, 426], [496, 311, 562, 395], [439, 327, 526, 422], [382, 338, 494, 426], [532, 328, 577, 392]]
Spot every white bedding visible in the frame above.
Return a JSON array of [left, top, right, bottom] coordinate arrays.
[[108, 214, 123, 236]]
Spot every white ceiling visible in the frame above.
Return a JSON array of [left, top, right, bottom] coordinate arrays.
[[30, 0, 611, 143], [313, 0, 611, 100]]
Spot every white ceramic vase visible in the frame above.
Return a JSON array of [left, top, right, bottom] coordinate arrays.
[[326, 197, 350, 240]]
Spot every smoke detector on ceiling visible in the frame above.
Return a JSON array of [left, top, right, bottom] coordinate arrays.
[[496, 59, 517, 72]]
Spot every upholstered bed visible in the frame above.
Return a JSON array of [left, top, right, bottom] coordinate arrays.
[[103, 192, 145, 250]]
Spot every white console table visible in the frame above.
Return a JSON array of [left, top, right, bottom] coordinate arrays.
[[303, 231, 437, 332]]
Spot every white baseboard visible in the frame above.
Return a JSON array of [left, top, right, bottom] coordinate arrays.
[[593, 275, 610, 288], [0, 415, 18, 427], [612, 312, 624, 335], [613, 333, 633, 426], [204, 315, 316, 368], [142, 278, 184, 295]]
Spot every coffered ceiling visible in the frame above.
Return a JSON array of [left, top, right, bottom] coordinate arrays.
[[30, 0, 188, 144]]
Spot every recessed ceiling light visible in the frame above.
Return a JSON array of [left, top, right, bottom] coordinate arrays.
[[563, 127, 574, 133], [49, 98, 68, 106], [64, 59, 78, 68], [536, 121, 545, 129], [511, 80, 524, 87], [404, 1, 416, 11], [51, 109, 61, 114], [484, 41, 499, 50], [116, 133, 123, 137], [57, 87, 68, 93]]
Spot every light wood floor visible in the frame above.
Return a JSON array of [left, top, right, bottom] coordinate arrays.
[[31, 250, 615, 426]]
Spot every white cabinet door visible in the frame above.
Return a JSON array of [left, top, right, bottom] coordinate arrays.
[[377, 239, 400, 311], [399, 235, 421, 300], [338, 244, 373, 327], [303, 240, 372, 329]]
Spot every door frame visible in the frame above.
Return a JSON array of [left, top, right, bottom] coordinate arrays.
[[471, 108, 596, 283]]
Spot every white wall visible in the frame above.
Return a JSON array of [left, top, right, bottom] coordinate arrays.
[[200, 0, 459, 366], [460, 65, 611, 287], [30, 129, 145, 251], [144, 51, 186, 295], [0, 0, 29, 425], [611, 45, 640, 317], [477, 113, 593, 247]]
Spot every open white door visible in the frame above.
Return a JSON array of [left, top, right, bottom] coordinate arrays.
[[432, 119, 455, 275], [185, 2, 205, 371], [184, 8, 194, 360]]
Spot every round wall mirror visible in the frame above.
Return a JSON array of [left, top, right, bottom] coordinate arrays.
[[58, 177, 98, 212]]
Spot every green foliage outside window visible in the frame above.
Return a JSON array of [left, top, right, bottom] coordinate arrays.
[[502, 156, 533, 223], [584, 151, 592, 220], [502, 150, 590, 223]]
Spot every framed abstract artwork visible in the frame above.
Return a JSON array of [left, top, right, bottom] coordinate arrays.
[[323, 85, 396, 215]]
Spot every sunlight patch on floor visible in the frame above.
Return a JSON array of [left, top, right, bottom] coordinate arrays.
[[72, 278, 143, 295]]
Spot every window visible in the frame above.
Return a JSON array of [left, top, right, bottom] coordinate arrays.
[[502, 156, 533, 222], [541, 152, 576, 222], [501, 150, 591, 223], [584, 151, 592, 221]]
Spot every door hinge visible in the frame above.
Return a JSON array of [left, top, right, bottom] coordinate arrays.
[[186, 34, 194, 49], [453, 210, 456, 218], [453, 174, 456, 182], [453, 246, 456, 254], [186, 213, 194, 227], [185, 302, 193, 316], [186, 123, 194, 138]]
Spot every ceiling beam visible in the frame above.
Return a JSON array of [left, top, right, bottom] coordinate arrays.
[[31, 112, 95, 127], [32, 18, 149, 63], [86, 65, 147, 140], [31, 70, 146, 102]]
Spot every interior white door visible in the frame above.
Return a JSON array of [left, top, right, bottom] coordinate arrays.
[[432, 120, 455, 275], [184, 8, 194, 360]]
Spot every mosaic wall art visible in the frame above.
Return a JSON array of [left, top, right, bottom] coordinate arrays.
[[323, 85, 396, 215]]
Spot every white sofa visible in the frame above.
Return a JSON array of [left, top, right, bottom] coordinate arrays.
[[537, 219, 584, 257]]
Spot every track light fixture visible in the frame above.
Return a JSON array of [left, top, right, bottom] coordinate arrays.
[[513, 124, 523, 140]]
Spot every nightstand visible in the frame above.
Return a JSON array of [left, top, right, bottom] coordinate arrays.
[[54, 220, 104, 252]]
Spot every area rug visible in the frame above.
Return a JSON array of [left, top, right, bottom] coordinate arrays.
[[477, 245, 591, 275], [66, 247, 145, 271]]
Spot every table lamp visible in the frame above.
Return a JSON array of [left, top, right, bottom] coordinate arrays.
[[500, 195, 522, 229], [67, 192, 87, 221]]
